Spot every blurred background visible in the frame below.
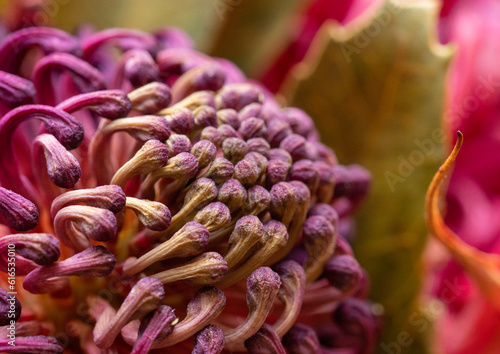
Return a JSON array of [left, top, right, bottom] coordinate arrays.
[[2, 1, 500, 353]]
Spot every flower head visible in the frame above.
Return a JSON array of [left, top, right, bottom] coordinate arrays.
[[0, 25, 377, 353]]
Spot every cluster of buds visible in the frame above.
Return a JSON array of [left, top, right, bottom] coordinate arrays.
[[0, 25, 379, 353]]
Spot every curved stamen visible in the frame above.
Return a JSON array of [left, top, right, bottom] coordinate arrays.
[[269, 182, 298, 228], [112, 49, 159, 89], [110, 140, 170, 189], [141, 152, 199, 200], [208, 184, 271, 247], [127, 82, 172, 114], [171, 63, 226, 103], [90, 116, 170, 185], [131, 305, 176, 354], [32, 133, 81, 189], [124, 221, 209, 275], [192, 203, 231, 233], [243, 185, 272, 216], [216, 179, 247, 214], [266, 181, 310, 265], [54, 205, 117, 251], [202, 157, 234, 185], [282, 324, 321, 354], [0, 27, 79, 74], [125, 197, 171, 231], [23, 245, 115, 295], [0, 71, 36, 109], [332, 298, 379, 353], [324, 254, 362, 296], [191, 140, 216, 170], [0, 105, 84, 195], [56, 90, 132, 120], [0, 233, 60, 275], [50, 185, 126, 218], [315, 161, 336, 203], [193, 325, 225, 354], [93, 277, 165, 349], [0, 187, 39, 231], [223, 267, 281, 351], [123, 286, 225, 349], [302, 216, 337, 283], [164, 108, 195, 135], [82, 29, 157, 62], [156, 47, 210, 78], [215, 221, 288, 289], [150, 252, 227, 285], [159, 91, 215, 115], [223, 216, 265, 269], [245, 324, 286, 354], [154, 27, 194, 49], [164, 177, 217, 235], [31, 53, 106, 105]]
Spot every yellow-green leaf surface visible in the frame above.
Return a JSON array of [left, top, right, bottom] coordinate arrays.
[[282, 1, 454, 352], [209, 0, 308, 76]]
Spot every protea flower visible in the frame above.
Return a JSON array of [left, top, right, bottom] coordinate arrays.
[[0, 25, 378, 353]]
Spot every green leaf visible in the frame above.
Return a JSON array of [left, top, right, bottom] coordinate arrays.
[[282, 1, 454, 352]]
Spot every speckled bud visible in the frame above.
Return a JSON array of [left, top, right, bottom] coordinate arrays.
[[166, 133, 192, 157], [193, 105, 218, 129], [0, 187, 39, 231], [239, 117, 266, 140], [193, 325, 225, 354], [33, 134, 81, 188], [200, 126, 223, 147], [216, 108, 240, 129], [222, 137, 248, 164], [215, 83, 263, 111], [246, 138, 270, 157], [203, 157, 234, 184], [217, 179, 247, 213], [191, 140, 217, 169], [164, 107, 195, 135], [325, 255, 362, 294]]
